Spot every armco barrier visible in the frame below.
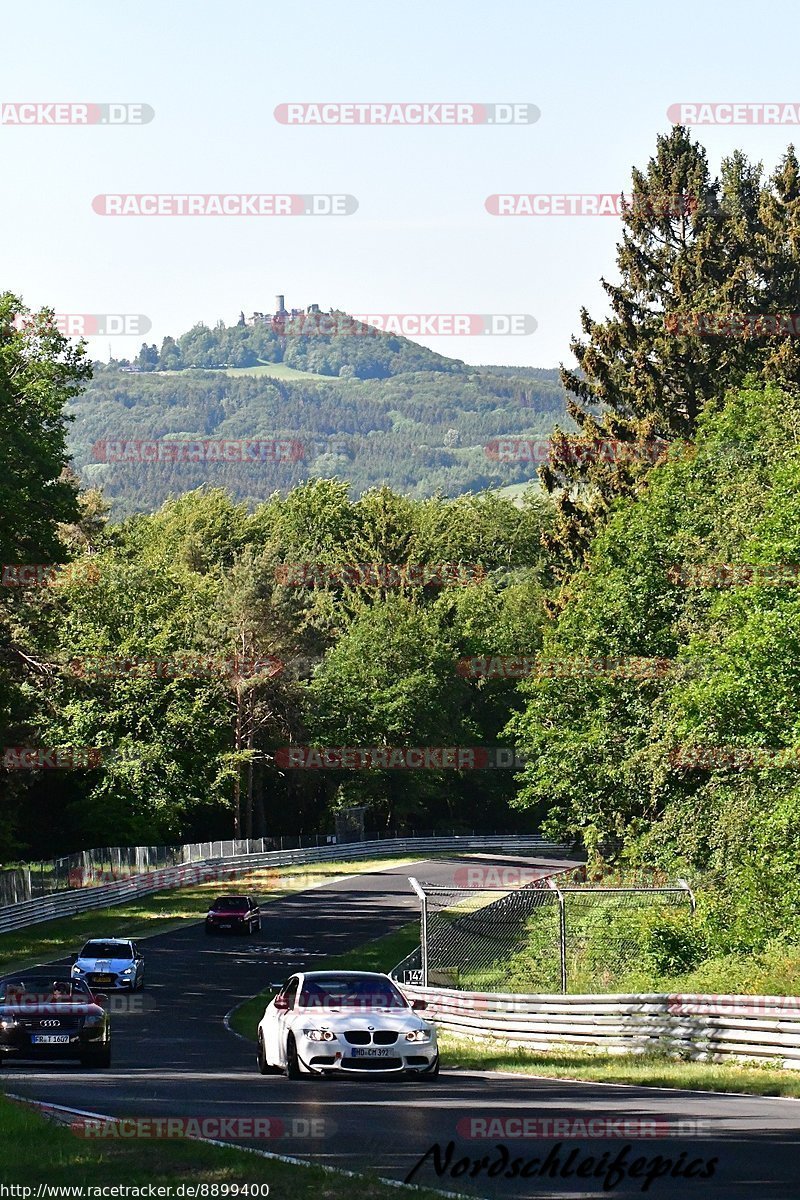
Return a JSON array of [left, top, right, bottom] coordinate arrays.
[[400, 985, 800, 1070], [0, 835, 575, 935]]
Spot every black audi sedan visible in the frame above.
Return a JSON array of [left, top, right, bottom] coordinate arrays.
[[0, 970, 111, 1068]]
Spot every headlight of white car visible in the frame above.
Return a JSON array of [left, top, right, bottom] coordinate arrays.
[[303, 1029, 336, 1042], [405, 1029, 432, 1043]]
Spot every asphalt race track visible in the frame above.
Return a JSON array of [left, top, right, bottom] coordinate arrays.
[[2, 856, 800, 1198]]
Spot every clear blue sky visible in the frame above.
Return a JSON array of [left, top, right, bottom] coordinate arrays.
[[4, 0, 800, 367]]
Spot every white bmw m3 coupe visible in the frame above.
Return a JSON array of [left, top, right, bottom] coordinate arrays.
[[256, 970, 439, 1079]]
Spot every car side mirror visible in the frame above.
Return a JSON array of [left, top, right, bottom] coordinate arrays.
[[274, 994, 290, 1011], [93, 993, 109, 1006], [411, 999, 427, 1011]]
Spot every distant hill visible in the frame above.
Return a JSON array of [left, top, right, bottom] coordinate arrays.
[[119, 310, 463, 379], [70, 313, 572, 516]]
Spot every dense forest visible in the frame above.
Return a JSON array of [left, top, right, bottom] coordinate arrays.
[[70, 367, 566, 514], [5, 126, 800, 989], [71, 323, 568, 513]]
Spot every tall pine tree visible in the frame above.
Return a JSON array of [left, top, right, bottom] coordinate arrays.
[[543, 128, 765, 570]]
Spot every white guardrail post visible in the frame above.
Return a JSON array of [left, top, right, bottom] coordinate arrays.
[[546, 876, 567, 993], [407, 877, 429, 988]]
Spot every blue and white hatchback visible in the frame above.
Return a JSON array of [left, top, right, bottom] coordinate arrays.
[[71, 938, 145, 991]]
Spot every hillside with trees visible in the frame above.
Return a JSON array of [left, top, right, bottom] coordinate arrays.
[[123, 311, 464, 378], [71, 344, 568, 514]]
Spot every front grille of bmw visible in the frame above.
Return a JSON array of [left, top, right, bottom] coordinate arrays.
[[343, 1031, 399, 1045]]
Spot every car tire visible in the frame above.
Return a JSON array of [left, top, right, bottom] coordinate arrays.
[[81, 1046, 111, 1069], [285, 1034, 303, 1080]]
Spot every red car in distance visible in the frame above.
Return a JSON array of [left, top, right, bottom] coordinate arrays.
[[205, 894, 261, 936]]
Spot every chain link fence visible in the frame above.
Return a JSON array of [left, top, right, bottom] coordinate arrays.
[[402, 869, 694, 993]]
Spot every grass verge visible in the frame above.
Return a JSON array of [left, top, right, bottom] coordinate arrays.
[[0, 1094, 446, 1196], [441, 1035, 800, 1098], [229, 921, 421, 1039], [0, 856, 428, 977]]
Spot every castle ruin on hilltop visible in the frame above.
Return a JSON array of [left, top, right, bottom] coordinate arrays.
[[241, 295, 325, 327]]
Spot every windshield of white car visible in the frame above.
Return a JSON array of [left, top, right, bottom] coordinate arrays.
[[80, 941, 133, 959], [298, 976, 408, 1009]]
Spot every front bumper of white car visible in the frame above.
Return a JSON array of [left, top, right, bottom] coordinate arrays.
[[297, 1030, 438, 1074], [72, 965, 138, 990]]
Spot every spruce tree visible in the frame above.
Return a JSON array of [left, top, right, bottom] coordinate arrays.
[[543, 127, 763, 569]]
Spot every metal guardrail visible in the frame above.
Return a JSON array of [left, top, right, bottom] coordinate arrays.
[[399, 984, 800, 1070], [0, 835, 349, 903], [0, 835, 573, 934], [0, 829, 579, 903]]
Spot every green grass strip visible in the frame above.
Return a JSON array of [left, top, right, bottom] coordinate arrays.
[[441, 1035, 800, 1097], [0, 1094, 448, 1196]]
